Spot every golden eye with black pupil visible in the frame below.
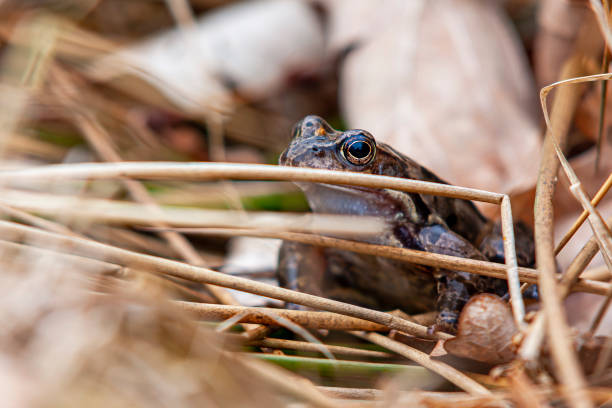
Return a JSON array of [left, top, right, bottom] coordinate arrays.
[[341, 134, 376, 165]]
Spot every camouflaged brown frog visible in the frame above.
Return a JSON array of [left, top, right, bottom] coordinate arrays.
[[278, 115, 535, 334]]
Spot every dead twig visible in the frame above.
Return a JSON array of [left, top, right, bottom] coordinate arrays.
[[245, 337, 393, 359], [351, 331, 491, 396], [0, 188, 385, 236], [555, 159, 612, 255], [176, 301, 389, 331], [0, 162, 505, 203], [533, 56, 594, 408]]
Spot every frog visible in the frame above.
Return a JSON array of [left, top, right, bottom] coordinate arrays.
[[277, 115, 535, 334]]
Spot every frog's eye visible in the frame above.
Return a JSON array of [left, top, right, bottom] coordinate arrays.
[[341, 134, 376, 165]]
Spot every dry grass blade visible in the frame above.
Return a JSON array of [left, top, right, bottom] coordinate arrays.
[[255, 309, 336, 361], [0, 220, 446, 340], [0, 200, 81, 237], [0, 238, 120, 275], [541, 71, 612, 346], [317, 387, 386, 400], [319, 388, 506, 405], [215, 310, 250, 333], [597, 0, 610, 171], [533, 56, 594, 408], [501, 196, 524, 327], [351, 331, 491, 396], [0, 189, 385, 235], [245, 338, 393, 359], [545, 140, 612, 269], [541, 76, 612, 272], [87, 225, 181, 259], [176, 302, 390, 331], [520, 216, 611, 361], [555, 173, 612, 254], [0, 161, 505, 203], [226, 352, 338, 408]]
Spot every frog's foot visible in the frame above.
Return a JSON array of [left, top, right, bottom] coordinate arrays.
[[434, 275, 470, 335], [428, 310, 459, 335], [523, 284, 539, 300]]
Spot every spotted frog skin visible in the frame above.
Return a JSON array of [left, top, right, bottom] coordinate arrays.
[[277, 115, 535, 334]]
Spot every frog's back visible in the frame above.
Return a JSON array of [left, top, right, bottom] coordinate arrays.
[[379, 142, 489, 244]]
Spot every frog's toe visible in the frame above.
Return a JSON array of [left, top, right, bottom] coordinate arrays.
[[285, 302, 308, 311], [429, 311, 459, 335], [523, 284, 539, 300]]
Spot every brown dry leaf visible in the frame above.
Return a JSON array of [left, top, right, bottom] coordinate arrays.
[[324, 0, 541, 194], [444, 294, 518, 364], [87, 0, 325, 114]]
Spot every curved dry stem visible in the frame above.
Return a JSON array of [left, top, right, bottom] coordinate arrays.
[[255, 309, 336, 361], [0, 189, 385, 236], [556, 173, 612, 254], [541, 75, 612, 270], [0, 238, 120, 274], [245, 337, 393, 359], [0, 162, 504, 203], [177, 301, 390, 331], [534, 57, 594, 408], [228, 352, 337, 408], [0, 200, 81, 237], [352, 331, 491, 396]]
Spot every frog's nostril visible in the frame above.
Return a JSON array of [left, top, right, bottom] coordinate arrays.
[[312, 146, 319, 153]]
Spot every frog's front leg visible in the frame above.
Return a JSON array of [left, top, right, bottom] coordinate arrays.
[[419, 224, 500, 333], [478, 221, 535, 267], [277, 241, 327, 308], [433, 274, 471, 333], [478, 221, 538, 299]]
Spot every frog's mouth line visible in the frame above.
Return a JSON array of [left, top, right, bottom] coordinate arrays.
[[296, 182, 374, 195], [294, 181, 405, 220]]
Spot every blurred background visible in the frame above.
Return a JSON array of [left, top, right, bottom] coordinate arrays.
[[0, 0, 611, 405]]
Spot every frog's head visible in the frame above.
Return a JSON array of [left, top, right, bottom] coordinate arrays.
[[280, 115, 382, 173], [279, 116, 420, 218]]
